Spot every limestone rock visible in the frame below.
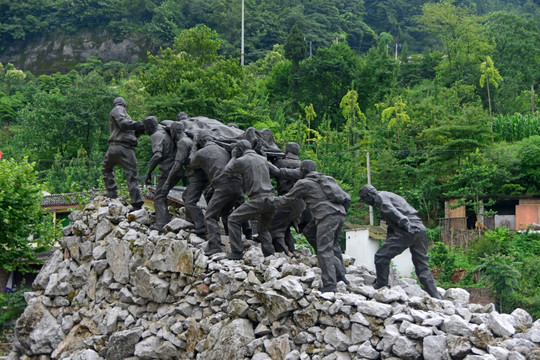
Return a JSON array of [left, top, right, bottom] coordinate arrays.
[[106, 237, 131, 284], [355, 300, 393, 318], [356, 341, 379, 359], [127, 209, 150, 225], [323, 327, 351, 352], [164, 217, 194, 232], [14, 299, 65, 355], [10, 197, 540, 360], [392, 335, 421, 359], [489, 311, 516, 337], [444, 288, 470, 306], [33, 250, 64, 290], [264, 334, 291, 360], [147, 238, 194, 274], [197, 319, 255, 360], [423, 335, 449, 360], [274, 275, 305, 299], [133, 266, 169, 303], [257, 290, 298, 321]]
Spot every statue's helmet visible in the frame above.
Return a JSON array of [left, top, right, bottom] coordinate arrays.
[[300, 160, 316, 175], [285, 142, 300, 155], [143, 116, 159, 134], [113, 97, 127, 108], [233, 139, 252, 157], [359, 184, 377, 203], [197, 129, 213, 147]]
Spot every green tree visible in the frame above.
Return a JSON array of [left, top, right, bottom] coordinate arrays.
[[284, 24, 306, 64], [445, 149, 498, 235], [142, 25, 245, 120], [485, 11, 540, 114], [515, 136, 540, 193], [358, 33, 396, 109], [479, 55, 503, 118], [0, 157, 58, 273], [304, 103, 317, 145], [419, 0, 493, 86], [11, 72, 114, 166], [296, 42, 361, 128], [474, 254, 521, 312], [378, 96, 410, 145], [284, 23, 306, 108], [340, 89, 366, 147]]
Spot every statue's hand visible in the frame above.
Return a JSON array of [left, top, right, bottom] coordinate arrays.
[[409, 223, 422, 234], [144, 175, 152, 185], [265, 196, 276, 208]]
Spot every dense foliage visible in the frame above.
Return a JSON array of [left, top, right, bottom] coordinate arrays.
[[429, 228, 540, 319], [0, 0, 539, 315], [0, 158, 59, 273]]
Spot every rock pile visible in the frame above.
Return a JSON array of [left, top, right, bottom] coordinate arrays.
[[7, 197, 540, 360]]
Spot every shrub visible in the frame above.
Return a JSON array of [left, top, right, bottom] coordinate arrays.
[[474, 253, 521, 312], [0, 287, 29, 331]]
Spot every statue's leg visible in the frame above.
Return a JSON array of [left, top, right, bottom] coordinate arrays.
[[204, 183, 241, 255], [374, 231, 408, 287], [227, 201, 256, 256], [153, 172, 171, 230], [256, 198, 276, 257], [183, 180, 207, 234], [117, 147, 143, 209], [410, 231, 442, 299], [101, 147, 119, 198], [315, 216, 341, 292]]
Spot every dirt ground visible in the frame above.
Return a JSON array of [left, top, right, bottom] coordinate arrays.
[[466, 286, 495, 306], [0, 326, 14, 356]]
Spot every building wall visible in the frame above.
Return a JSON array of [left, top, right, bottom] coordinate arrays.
[[345, 228, 414, 277], [515, 205, 539, 230]]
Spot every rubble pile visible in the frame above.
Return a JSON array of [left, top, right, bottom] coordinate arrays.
[[7, 197, 540, 360]]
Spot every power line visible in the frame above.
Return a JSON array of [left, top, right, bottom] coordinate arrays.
[[19, 145, 537, 166]]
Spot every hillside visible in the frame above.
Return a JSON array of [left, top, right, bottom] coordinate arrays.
[[0, 0, 538, 74], [6, 196, 540, 359]]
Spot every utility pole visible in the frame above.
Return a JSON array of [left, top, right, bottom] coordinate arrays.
[[365, 149, 374, 226], [241, 0, 245, 66], [309, 41, 312, 58], [532, 84, 536, 115]]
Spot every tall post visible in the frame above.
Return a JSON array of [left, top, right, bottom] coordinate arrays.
[[241, 0, 245, 66], [532, 84, 535, 115], [365, 149, 374, 226]]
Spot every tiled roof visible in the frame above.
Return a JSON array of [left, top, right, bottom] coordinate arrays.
[[41, 193, 80, 207], [35, 247, 61, 261]]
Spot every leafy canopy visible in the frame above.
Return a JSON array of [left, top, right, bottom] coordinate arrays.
[[0, 157, 59, 273]]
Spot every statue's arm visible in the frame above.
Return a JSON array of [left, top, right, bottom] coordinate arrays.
[[378, 198, 410, 230], [114, 108, 143, 131]]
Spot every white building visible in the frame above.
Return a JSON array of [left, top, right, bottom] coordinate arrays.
[[345, 227, 415, 278]]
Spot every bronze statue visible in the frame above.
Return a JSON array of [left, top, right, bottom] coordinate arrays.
[[143, 116, 175, 232], [271, 160, 350, 292], [269, 142, 303, 253], [359, 185, 441, 299], [101, 97, 145, 210], [189, 131, 246, 256], [161, 121, 192, 195], [223, 140, 276, 259]]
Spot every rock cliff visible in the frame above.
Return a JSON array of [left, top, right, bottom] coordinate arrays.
[[0, 31, 155, 74], [7, 196, 540, 360]]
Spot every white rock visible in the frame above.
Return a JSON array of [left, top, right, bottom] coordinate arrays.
[[489, 311, 516, 337]]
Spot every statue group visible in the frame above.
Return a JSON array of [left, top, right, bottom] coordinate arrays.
[[103, 97, 440, 297]]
